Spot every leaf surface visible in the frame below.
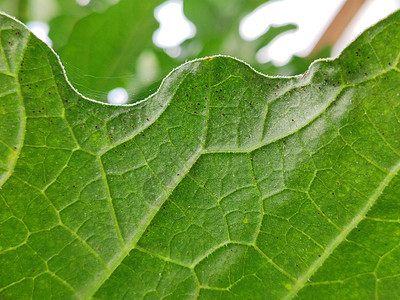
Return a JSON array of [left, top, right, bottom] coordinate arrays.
[[1, 11, 400, 299]]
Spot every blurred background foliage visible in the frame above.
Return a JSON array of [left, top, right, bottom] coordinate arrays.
[[0, 0, 331, 103]]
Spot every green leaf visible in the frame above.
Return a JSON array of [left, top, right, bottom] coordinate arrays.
[[49, 0, 120, 49], [56, 0, 164, 102], [1, 10, 400, 299]]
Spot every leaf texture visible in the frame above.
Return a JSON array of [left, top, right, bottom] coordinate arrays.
[[0, 11, 400, 299]]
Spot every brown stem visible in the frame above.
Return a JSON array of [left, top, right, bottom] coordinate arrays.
[[310, 0, 366, 56]]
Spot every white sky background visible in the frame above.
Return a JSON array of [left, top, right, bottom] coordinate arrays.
[[28, 0, 400, 104]]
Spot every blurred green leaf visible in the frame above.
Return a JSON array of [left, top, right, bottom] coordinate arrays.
[[56, 0, 164, 102], [49, 0, 124, 48]]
